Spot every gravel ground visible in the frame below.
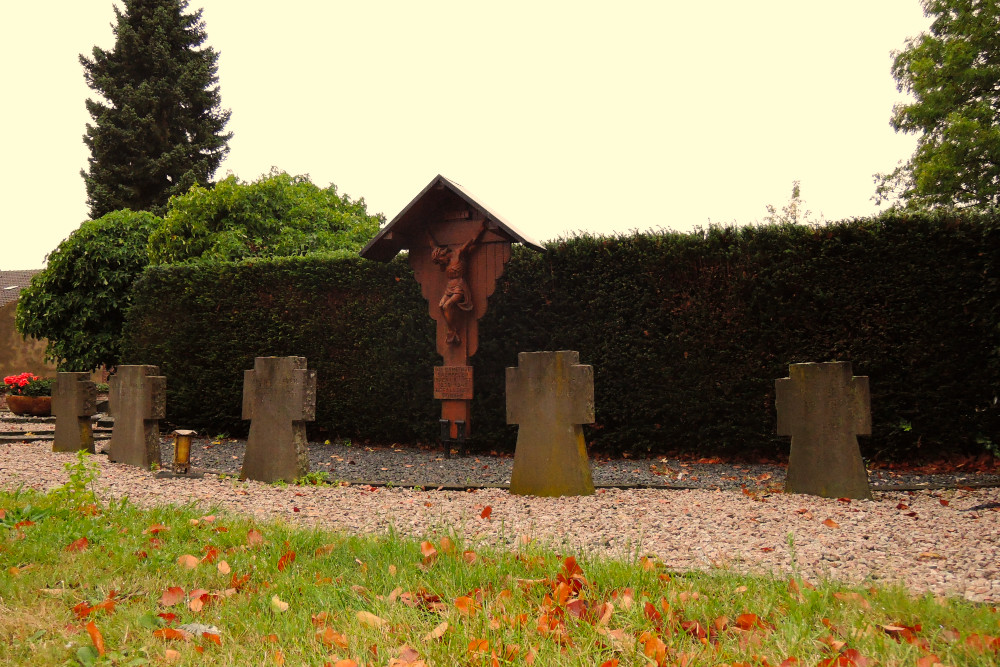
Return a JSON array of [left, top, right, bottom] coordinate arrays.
[[2, 416, 999, 603]]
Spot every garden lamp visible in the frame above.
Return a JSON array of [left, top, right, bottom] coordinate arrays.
[[172, 429, 197, 474]]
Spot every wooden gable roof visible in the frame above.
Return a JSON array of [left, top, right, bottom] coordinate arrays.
[[360, 175, 544, 262]]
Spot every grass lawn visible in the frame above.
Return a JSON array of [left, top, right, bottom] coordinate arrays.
[[0, 452, 998, 666]]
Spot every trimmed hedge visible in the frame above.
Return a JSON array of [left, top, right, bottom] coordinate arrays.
[[123, 256, 438, 443], [122, 210, 1000, 459]]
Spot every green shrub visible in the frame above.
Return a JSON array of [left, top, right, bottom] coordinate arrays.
[[16, 210, 160, 370], [147, 170, 383, 264]]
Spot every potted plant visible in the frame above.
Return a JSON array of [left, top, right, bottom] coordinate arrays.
[[4, 373, 55, 416]]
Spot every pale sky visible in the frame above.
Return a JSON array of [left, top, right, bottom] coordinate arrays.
[[2, 1, 931, 270]]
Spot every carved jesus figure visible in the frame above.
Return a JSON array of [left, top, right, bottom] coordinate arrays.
[[430, 222, 487, 344]]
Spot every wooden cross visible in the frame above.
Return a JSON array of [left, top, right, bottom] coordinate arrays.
[[776, 361, 872, 499], [241, 356, 316, 483], [108, 365, 166, 468], [507, 351, 595, 496], [360, 175, 543, 450], [52, 372, 97, 453]]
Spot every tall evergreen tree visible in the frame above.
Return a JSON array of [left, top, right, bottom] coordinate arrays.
[[80, 0, 232, 219]]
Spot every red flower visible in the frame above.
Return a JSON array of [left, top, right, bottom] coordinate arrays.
[[4, 372, 43, 396]]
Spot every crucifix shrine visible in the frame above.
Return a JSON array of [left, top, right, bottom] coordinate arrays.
[[241, 356, 316, 483], [775, 361, 873, 500], [108, 365, 167, 468], [52, 372, 98, 453], [507, 351, 596, 496], [360, 175, 543, 454]]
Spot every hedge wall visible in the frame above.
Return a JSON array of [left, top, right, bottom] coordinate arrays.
[[122, 210, 1000, 460]]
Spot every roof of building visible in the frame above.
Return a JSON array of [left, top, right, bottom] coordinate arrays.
[[0, 270, 41, 307], [360, 175, 544, 262]]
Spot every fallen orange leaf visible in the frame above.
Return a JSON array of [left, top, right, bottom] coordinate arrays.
[[822, 519, 840, 529], [160, 586, 185, 607], [315, 543, 338, 556], [396, 645, 421, 662], [316, 626, 349, 649], [177, 554, 200, 569], [735, 613, 772, 631], [270, 595, 290, 613], [420, 541, 438, 565], [66, 537, 89, 552], [642, 633, 667, 664], [85, 621, 105, 656], [455, 596, 477, 616], [357, 611, 387, 629], [480, 506, 492, 520], [153, 628, 192, 641], [247, 528, 264, 548], [553, 582, 571, 606], [203, 632, 222, 646], [423, 621, 448, 641], [277, 551, 296, 571]]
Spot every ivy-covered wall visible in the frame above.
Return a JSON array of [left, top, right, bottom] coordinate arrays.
[[123, 210, 1000, 460]]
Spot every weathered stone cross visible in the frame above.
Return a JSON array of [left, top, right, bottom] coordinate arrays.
[[507, 350, 595, 496], [108, 365, 167, 468], [52, 372, 97, 453], [241, 356, 316, 483], [776, 361, 872, 500]]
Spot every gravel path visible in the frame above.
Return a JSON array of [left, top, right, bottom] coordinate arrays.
[[1, 421, 999, 604]]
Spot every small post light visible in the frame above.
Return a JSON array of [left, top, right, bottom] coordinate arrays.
[[172, 429, 197, 474]]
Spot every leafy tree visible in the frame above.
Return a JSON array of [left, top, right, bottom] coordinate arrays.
[[15, 211, 161, 371], [762, 180, 824, 226], [875, 0, 1000, 209], [147, 170, 384, 264], [80, 0, 232, 219]]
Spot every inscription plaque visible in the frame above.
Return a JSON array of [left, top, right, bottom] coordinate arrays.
[[434, 366, 474, 400]]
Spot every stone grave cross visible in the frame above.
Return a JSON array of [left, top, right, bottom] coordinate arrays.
[[776, 361, 872, 500], [507, 350, 595, 496], [52, 372, 97, 453], [241, 356, 316, 483], [108, 365, 167, 468]]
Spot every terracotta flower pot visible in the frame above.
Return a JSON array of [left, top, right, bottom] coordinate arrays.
[[5, 395, 52, 417]]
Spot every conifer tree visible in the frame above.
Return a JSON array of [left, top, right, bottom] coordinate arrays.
[[80, 0, 232, 219]]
